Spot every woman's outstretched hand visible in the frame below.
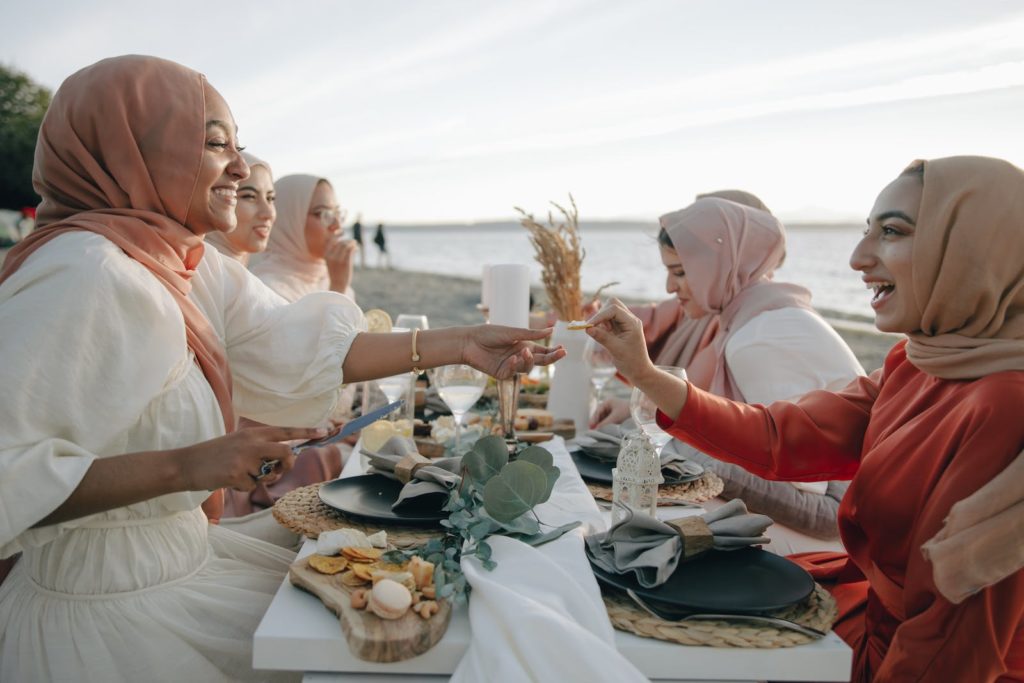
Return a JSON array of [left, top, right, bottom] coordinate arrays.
[[584, 298, 655, 385], [462, 325, 566, 379], [176, 425, 326, 493], [590, 397, 631, 429]]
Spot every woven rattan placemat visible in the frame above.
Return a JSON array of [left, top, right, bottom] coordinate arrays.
[[586, 470, 725, 505], [603, 582, 837, 648], [272, 483, 443, 549]]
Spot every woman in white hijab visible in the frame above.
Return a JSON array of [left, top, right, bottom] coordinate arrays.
[[206, 152, 275, 265]]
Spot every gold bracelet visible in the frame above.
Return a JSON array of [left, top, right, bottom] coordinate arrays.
[[411, 328, 423, 375]]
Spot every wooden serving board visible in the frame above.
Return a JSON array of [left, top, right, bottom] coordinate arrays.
[[288, 556, 452, 663]]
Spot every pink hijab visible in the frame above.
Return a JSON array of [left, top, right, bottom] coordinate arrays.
[[248, 174, 330, 302], [0, 55, 236, 521], [661, 198, 813, 400], [205, 151, 274, 263]]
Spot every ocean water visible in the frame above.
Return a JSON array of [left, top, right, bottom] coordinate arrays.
[[379, 222, 873, 320]]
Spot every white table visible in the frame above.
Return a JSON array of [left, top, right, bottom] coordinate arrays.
[[254, 439, 851, 682]]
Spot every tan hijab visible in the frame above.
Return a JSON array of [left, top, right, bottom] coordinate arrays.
[[904, 156, 1024, 378], [248, 174, 329, 302], [0, 55, 236, 521], [205, 151, 274, 263], [661, 198, 813, 400]]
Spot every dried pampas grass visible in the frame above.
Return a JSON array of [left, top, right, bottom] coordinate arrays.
[[515, 195, 585, 322]]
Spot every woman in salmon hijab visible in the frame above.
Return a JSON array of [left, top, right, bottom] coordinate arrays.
[[249, 174, 359, 302], [205, 151, 276, 265], [0, 55, 561, 681], [595, 196, 864, 553], [588, 156, 1024, 682]]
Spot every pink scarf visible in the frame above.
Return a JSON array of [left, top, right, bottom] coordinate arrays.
[[248, 174, 329, 301], [660, 198, 813, 401], [0, 55, 236, 521]]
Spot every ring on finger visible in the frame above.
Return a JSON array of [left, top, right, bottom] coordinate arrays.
[[255, 459, 278, 480]]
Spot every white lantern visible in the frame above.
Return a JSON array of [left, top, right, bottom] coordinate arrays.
[[611, 430, 664, 524]]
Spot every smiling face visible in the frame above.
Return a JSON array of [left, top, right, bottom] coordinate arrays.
[[184, 85, 249, 235], [303, 181, 342, 259], [224, 165, 276, 253], [850, 173, 923, 333], [660, 245, 708, 318]]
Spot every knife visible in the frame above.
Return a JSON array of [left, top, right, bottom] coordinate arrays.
[[255, 399, 405, 479]]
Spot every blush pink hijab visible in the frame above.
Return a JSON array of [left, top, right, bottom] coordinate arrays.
[[0, 55, 236, 521], [660, 198, 813, 400], [248, 174, 331, 302]]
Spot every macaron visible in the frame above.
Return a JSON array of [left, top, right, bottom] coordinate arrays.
[[368, 579, 412, 620]]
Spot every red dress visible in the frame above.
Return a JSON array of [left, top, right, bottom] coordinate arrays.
[[659, 340, 1024, 682]]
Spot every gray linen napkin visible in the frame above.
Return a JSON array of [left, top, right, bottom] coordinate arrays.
[[362, 436, 462, 510], [585, 499, 773, 587], [576, 421, 704, 484]]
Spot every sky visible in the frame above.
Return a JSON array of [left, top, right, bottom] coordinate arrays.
[[4, 0, 1024, 224]]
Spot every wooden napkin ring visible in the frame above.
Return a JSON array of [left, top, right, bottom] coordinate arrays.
[[395, 452, 432, 483], [665, 516, 715, 560]]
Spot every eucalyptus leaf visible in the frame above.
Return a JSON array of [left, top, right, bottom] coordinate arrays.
[[476, 540, 493, 561], [469, 519, 495, 541], [510, 520, 582, 547], [480, 509, 541, 536], [516, 446, 553, 470], [463, 436, 509, 484], [482, 460, 550, 522]]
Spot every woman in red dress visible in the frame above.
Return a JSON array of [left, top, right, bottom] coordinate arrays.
[[587, 156, 1024, 682]]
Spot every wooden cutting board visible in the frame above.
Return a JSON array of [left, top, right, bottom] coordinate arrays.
[[288, 556, 452, 662]]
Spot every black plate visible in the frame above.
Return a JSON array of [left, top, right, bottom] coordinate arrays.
[[591, 547, 814, 614], [571, 450, 614, 484], [318, 474, 446, 526]]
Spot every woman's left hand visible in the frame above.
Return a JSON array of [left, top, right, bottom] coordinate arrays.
[[462, 325, 565, 378]]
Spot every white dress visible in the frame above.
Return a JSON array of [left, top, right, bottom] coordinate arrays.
[[0, 232, 366, 682]]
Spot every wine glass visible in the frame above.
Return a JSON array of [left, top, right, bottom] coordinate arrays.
[[630, 365, 687, 453], [375, 372, 411, 425], [395, 315, 429, 421], [584, 337, 617, 408], [432, 364, 487, 450]]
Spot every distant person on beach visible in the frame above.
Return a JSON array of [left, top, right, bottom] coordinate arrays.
[[373, 221, 390, 269], [592, 195, 864, 554], [249, 174, 360, 301], [351, 213, 366, 268], [0, 55, 564, 681], [204, 151, 275, 265], [587, 156, 1024, 683]]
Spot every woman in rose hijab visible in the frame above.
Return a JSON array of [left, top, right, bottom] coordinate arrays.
[[249, 174, 359, 302], [0, 56, 561, 681], [588, 156, 1024, 682], [596, 196, 864, 553], [205, 151, 276, 265]]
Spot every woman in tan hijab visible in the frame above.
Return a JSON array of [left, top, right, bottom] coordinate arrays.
[[206, 151, 276, 264], [0, 55, 561, 681], [587, 156, 1024, 682]]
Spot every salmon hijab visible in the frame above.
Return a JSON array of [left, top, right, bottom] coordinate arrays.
[[0, 55, 237, 520], [660, 198, 813, 400], [904, 156, 1024, 379], [248, 174, 330, 301], [206, 151, 274, 263]]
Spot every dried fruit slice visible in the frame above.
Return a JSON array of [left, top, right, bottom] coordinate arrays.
[[364, 308, 393, 333], [308, 554, 350, 575]]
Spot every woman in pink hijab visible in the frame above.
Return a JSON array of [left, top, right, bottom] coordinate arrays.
[[597, 197, 865, 553], [249, 174, 359, 302], [0, 55, 561, 681]]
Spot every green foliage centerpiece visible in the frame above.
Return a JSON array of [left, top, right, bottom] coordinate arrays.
[[383, 435, 580, 603]]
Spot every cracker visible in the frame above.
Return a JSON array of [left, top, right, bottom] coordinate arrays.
[[308, 554, 350, 575]]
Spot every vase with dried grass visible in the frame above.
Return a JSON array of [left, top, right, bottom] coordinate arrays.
[[516, 195, 595, 435]]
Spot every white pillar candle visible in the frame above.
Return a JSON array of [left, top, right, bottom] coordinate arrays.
[[488, 264, 530, 328], [481, 264, 493, 309]]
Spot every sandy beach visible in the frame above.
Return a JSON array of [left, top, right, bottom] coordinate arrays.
[[352, 266, 902, 373]]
